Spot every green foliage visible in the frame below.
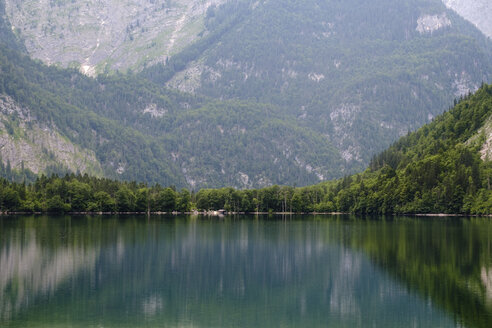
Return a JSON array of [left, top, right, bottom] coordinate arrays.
[[115, 186, 136, 212], [176, 189, 192, 212], [0, 174, 191, 214], [1, 186, 20, 210], [330, 85, 492, 214], [155, 188, 176, 212], [93, 191, 116, 212], [46, 195, 70, 213]]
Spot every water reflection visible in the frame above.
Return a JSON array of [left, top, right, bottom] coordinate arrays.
[[0, 215, 490, 327], [481, 268, 492, 303], [340, 216, 492, 328], [0, 219, 98, 321]]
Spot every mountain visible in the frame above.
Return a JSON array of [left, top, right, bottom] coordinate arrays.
[[143, 0, 492, 170], [0, 1, 346, 188], [1, 43, 349, 188], [328, 83, 492, 214], [3, 84, 492, 215], [443, 0, 492, 39], [2, 0, 492, 189]]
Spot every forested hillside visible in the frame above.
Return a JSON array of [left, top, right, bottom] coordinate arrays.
[[193, 84, 492, 215], [195, 84, 492, 215], [2, 84, 492, 214], [338, 84, 492, 214], [144, 0, 492, 171], [0, 0, 344, 189]]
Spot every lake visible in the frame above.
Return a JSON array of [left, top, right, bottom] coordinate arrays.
[[1, 215, 491, 327]]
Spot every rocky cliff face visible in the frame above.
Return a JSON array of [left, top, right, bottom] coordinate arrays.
[[4, 0, 225, 76], [0, 94, 103, 175], [443, 0, 492, 38]]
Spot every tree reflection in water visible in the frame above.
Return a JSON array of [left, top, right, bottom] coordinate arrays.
[[0, 215, 490, 327]]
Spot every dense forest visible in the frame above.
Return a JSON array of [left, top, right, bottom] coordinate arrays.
[[2, 84, 492, 215]]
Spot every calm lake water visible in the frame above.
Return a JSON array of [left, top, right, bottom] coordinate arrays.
[[1, 215, 492, 327]]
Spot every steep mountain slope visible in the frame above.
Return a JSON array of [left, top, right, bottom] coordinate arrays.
[[0, 95, 103, 177], [0, 46, 184, 185], [0, 42, 348, 188], [443, 0, 492, 38], [144, 0, 492, 170], [0, 0, 23, 52], [0, 2, 346, 188], [3, 0, 226, 75]]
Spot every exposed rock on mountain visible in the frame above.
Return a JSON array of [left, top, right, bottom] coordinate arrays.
[[443, 0, 492, 38], [0, 95, 103, 175], [4, 0, 225, 75]]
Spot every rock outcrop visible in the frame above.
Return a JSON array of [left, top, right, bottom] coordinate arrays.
[[4, 0, 226, 75], [0, 94, 103, 175], [443, 0, 492, 38]]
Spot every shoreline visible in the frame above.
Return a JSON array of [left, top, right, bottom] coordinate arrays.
[[0, 211, 489, 217]]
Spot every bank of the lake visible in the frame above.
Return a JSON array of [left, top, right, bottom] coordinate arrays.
[[4, 210, 492, 217]]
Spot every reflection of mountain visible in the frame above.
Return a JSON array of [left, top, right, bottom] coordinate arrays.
[[1, 215, 457, 327], [482, 267, 492, 305], [0, 231, 98, 321]]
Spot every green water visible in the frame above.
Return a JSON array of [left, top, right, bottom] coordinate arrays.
[[1, 215, 492, 327]]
